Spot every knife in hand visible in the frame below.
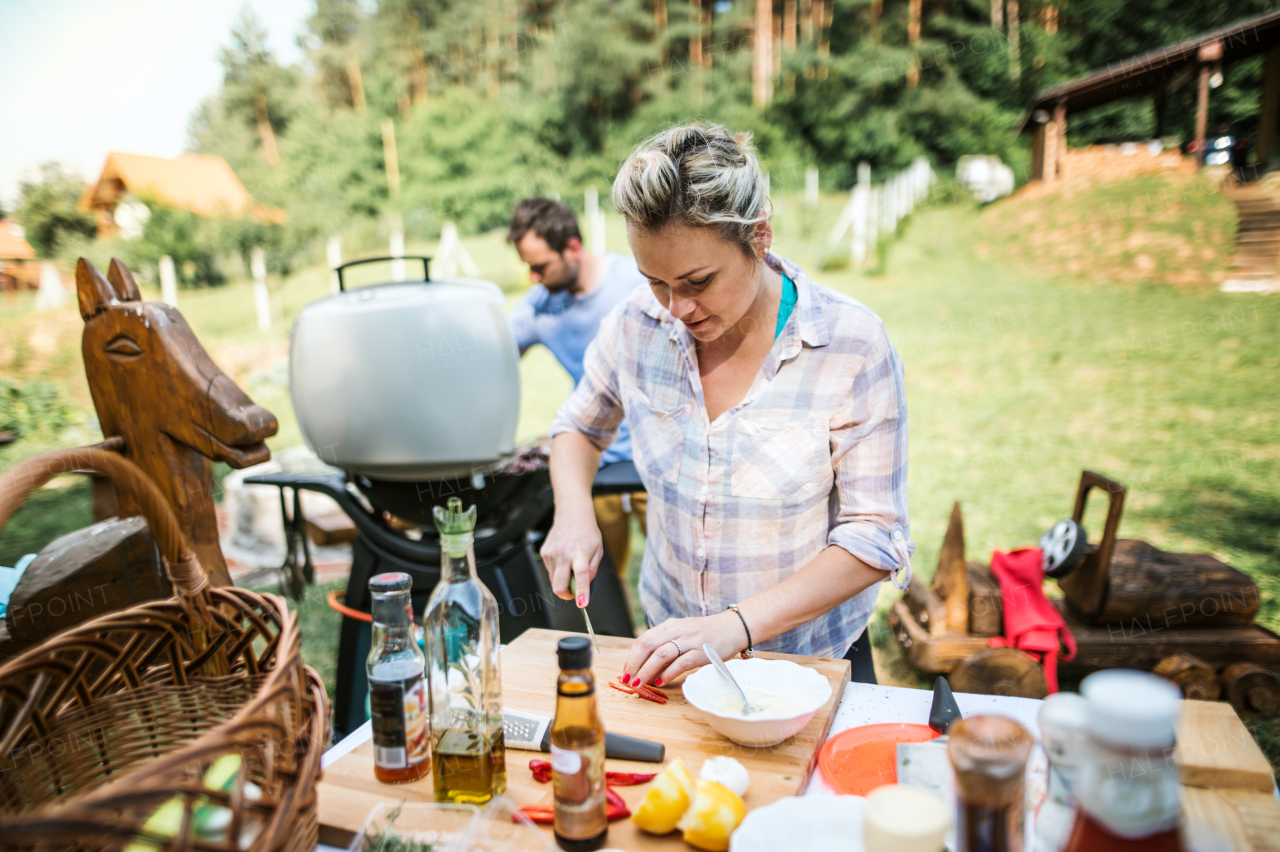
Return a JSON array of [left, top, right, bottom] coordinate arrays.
[[504, 709, 665, 763]]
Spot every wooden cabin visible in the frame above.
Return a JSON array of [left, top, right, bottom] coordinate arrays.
[[77, 152, 286, 239], [0, 219, 38, 293]]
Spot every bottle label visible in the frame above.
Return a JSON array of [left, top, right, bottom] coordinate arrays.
[[553, 740, 606, 840], [369, 674, 429, 770], [550, 744, 582, 775]]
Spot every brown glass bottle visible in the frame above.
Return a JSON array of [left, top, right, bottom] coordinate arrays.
[[948, 714, 1033, 852], [550, 636, 607, 852], [367, 572, 431, 784]]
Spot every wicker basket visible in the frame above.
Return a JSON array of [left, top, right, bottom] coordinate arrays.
[[0, 447, 329, 852]]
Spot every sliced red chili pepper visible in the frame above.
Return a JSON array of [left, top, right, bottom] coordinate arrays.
[[530, 758, 655, 787], [516, 805, 555, 824], [608, 681, 639, 696], [605, 786, 631, 819], [606, 771, 657, 786], [637, 685, 668, 703]]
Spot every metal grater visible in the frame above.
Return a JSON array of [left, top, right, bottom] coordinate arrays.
[[503, 709, 551, 751]]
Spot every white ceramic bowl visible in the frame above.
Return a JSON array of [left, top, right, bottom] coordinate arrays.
[[683, 658, 833, 747], [729, 794, 866, 852]]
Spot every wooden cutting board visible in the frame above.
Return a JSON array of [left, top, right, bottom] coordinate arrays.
[[317, 628, 851, 848]]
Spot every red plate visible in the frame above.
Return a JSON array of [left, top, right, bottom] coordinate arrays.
[[817, 723, 941, 795]]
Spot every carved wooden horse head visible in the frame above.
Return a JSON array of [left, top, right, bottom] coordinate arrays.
[[76, 257, 278, 587]]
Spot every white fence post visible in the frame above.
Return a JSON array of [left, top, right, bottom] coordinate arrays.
[[389, 218, 406, 282], [159, 255, 178, 307], [327, 235, 342, 294], [805, 166, 820, 207], [435, 222, 480, 278], [850, 162, 871, 265], [251, 247, 270, 332], [867, 186, 879, 254], [35, 262, 66, 311]]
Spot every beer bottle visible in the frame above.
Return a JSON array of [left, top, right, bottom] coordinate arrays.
[[551, 636, 607, 851]]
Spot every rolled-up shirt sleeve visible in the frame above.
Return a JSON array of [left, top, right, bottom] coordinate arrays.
[[826, 325, 915, 589], [549, 305, 626, 451]]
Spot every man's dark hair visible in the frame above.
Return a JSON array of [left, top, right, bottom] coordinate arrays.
[[507, 197, 581, 253]]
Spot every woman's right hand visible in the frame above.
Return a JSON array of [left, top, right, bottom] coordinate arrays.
[[540, 508, 604, 606]]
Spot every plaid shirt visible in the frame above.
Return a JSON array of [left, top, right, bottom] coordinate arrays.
[[550, 253, 913, 659]]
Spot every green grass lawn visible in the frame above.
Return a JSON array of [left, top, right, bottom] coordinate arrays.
[[4, 178, 1279, 765]]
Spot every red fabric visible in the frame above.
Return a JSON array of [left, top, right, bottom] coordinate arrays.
[[986, 547, 1076, 694]]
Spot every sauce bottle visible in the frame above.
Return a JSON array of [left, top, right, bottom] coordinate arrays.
[[367, 572, 431, 784], [551, 636, 607, 851], [1034, 692, 1089, 852], [1063, 670, 1184, 852], [948, 714, 1033, 852], [424, 497, 506, 804]]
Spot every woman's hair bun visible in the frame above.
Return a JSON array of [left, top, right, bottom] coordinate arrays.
[[611, 122, 769, 250]]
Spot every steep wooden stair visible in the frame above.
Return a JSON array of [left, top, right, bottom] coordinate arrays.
[[1222, 183, 1280, 293]]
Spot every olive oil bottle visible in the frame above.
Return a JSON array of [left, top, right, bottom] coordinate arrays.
[[551, 636, 607, 851], [423, 497, 506, 804]]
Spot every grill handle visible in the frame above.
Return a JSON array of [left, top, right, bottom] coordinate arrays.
[[335, 255, 431, 291]]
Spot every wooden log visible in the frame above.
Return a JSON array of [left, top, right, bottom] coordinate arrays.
[[1221, 663, 1280, 718], [1078, 539, 1260, 629], [948, 647, 1048, 699], [932, 502, 969, 632], [2, 515, 169, 653], [1153, 653, 1221, 701], [967, 561, 1002, 637], [889, 599, 985, 674]]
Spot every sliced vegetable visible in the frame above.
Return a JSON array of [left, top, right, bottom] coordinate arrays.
[[528, 759, 656, 787]]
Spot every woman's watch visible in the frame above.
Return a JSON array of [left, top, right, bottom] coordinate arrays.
[[727, 604, 753, 659]]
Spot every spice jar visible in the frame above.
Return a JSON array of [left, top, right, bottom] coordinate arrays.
[[948, 714, 1034, 852]]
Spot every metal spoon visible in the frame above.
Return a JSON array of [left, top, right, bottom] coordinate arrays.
[[703, 643, 760, 716]]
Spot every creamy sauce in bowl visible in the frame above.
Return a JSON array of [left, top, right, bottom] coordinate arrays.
[[704, 688, 806, 719]]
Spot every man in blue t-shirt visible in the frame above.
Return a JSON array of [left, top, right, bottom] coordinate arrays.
[[506, 197, 647, 585]]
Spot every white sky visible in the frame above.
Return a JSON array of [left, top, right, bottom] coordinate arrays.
[[0, 0, 314, 209]]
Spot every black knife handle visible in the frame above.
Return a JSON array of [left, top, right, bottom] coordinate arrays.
[[605, 732, 666, 763], [538, 727, 665, 763]]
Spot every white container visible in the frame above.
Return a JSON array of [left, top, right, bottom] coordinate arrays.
[[291, 278, 520, 481], [863, 784, 950, 852], [682, 658, 832, 747]]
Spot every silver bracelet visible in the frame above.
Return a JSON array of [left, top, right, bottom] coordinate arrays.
[[727, 604, 753, 659]]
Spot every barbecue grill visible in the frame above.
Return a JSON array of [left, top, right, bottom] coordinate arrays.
[[247, 257, 638, 736]]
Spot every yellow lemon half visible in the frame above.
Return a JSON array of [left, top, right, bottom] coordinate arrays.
[[677, 779, 747, 852], [631, 757, 696, 835]]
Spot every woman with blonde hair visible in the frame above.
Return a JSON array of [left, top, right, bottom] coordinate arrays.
[[540, 123, 912, 685]]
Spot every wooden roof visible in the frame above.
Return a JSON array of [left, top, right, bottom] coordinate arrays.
[[78, 153, 286, 224], [1021, 9, 1280, 128], [0, 219, 36, 261]]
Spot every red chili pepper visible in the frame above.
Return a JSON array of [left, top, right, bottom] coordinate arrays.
[[516, 805, 555, 824], [637, 684, 668, 703], [605, 786, 632, 820], [609, 680, 640, 696], [515, 795, 631, 824], [605, 770, 657, 786], [529, 759, 656, 787]]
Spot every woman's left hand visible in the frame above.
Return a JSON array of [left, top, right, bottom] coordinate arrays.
[[621, 611, 747, 688]]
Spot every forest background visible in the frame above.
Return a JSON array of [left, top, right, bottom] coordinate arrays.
[[15, 0, 1280, 284]]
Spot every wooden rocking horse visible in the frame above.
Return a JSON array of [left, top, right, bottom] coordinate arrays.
[[76, 257, 278, 588]]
